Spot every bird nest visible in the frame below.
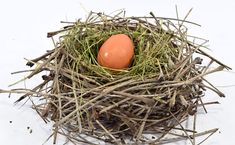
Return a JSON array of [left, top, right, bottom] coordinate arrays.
[[1, 11, 231, 144]]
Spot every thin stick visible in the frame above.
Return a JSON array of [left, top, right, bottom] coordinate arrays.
[[136, 108, 151, 140], [169, 111, 194, 145], [192, 99, 198, 145], [197, 128, 218, 145], [95, 120, 118, 142]]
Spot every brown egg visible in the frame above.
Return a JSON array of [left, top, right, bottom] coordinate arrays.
[[97, 34, 134, 70]]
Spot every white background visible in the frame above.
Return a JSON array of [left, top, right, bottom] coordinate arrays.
[[0, 0, 235, 145]]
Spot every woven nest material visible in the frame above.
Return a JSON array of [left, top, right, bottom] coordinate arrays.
[[0, 11, 231, 144]]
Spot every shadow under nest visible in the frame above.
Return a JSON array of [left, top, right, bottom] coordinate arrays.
[[6, 11, 231, 144]]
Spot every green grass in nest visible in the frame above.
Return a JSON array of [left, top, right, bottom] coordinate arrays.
[[62, 15, 180, 80]]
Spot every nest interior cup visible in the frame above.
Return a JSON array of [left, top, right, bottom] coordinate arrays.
[[5, 11, 230, 144]]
